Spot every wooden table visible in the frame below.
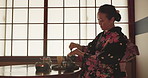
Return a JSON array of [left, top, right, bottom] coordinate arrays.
[[0, 64, 81, 78]]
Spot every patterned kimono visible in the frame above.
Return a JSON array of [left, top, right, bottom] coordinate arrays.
[[80, 27, 127, 78]]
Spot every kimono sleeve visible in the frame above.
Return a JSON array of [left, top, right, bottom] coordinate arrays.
[[97, 35, 127, 64], [79, 33, 102, 62]]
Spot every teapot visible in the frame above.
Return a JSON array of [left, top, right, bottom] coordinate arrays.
[[61, 56, 76, 71], [35, 57, 52, 71], [40, 57, 52, 66], [35, 62, 50, 71]]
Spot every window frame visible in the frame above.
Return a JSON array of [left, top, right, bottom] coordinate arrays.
[[0, 0, 136, 77], [0, 0, 135, 68]]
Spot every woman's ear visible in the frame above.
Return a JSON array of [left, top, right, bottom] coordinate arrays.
[[110, 17, 115, 22], [111, 17, 115, 22]]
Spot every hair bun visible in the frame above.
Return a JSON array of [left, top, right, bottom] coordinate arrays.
[[116, 10, 120, 13], [115, 13, 121, 22]]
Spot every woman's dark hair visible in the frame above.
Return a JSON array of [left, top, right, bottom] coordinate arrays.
[[98, 4, 121, 22]]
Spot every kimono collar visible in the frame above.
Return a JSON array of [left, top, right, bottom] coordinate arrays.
[[103, 26, 122, 35]]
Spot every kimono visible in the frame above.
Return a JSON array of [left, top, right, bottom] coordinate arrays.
[[80, 27, 127, 78]]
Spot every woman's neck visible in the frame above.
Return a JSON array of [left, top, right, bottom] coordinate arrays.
[[104, 30, 108, 32], [105, 26, 115, 32]]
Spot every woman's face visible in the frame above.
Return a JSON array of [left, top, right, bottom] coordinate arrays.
[[97, 12, 114, 30]]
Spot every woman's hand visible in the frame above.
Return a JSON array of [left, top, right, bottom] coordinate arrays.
[[69, 42, 82, 50], [69, 42, 79, 50], [68, 49, 84, 57]]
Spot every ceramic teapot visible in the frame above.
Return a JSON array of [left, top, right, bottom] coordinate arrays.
[[61, 56, 76, 70], [35, 62, 50, 71], [35, 57, 52, 71], [40, 57, 52, 66]]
